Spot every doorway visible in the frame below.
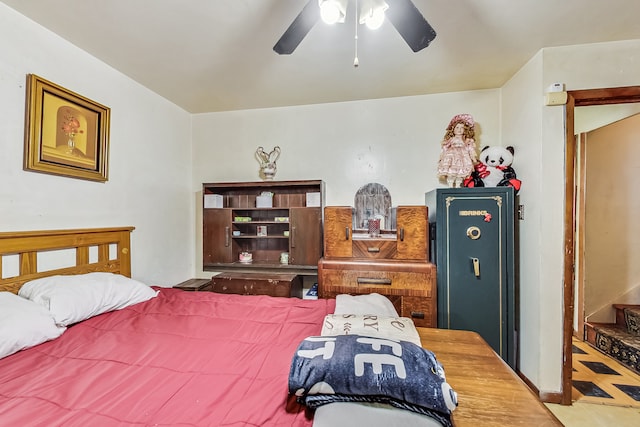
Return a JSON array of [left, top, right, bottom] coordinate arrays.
[[575, 111, 640, 340], [562, 86, 640, 405]]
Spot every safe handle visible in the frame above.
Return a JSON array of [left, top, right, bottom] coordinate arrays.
[[471, 257, 480, 277]]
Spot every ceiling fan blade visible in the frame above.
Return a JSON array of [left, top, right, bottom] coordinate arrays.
[[273, 0, 320, 55], [386, 0, 437, 52]]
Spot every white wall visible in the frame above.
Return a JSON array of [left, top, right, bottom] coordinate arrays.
[[584, 114, 640, 322], [575, 104, 640, 134], [501, 52, 550, 390], [0, 3, 194, 286], [192, 89, 501, 272], [501, 39, 640, 394]]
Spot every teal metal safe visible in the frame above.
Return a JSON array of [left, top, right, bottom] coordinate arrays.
[[425, 187, 516, 369]]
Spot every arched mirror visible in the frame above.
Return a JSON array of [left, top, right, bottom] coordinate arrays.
[[353, 183, 393, 230]]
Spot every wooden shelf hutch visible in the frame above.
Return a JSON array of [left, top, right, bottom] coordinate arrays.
[[202, 180, 325, 281]]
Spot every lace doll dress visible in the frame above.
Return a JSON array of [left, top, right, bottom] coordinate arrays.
[[437, 136, 475, 178]]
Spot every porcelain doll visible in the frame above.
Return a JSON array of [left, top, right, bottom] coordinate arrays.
[[437, 114, 477, 187]]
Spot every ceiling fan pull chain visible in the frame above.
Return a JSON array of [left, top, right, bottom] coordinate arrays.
[[354, 0, 359, 67]]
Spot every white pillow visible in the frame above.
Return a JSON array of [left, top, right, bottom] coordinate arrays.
[[321, 314, 422, 346], [334, 293, 399, 317], [0, 292, 66, 359], [19, 272, 158, 326]]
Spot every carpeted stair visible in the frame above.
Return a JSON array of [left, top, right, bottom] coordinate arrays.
[[585, 304, 640, 375]]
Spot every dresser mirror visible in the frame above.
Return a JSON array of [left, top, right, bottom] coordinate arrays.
[[353, 182, 395, 231]]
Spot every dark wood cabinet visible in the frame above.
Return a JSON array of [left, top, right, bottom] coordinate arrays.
[[319, 205, 437, 327], [288, 207, 322, 266], [202, 180, 325, 274], [203, 208, 233, 264], [211, 272, 302, 298]]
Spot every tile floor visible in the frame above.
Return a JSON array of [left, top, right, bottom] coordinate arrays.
[[546, 338, 640, 426]]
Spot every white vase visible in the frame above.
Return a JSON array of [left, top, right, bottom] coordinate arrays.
[[261, 165, 276, 180], [256, 146, 281, 181]]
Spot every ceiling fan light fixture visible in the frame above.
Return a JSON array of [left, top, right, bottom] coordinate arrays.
[[319, 0, 347, 25], [274, 0, 435, 55], [359, 0, 388, 30]]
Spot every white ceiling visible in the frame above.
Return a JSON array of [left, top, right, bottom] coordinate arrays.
[[4, 0, 640, 113]]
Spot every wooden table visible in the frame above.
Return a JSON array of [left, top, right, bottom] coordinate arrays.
[[417, 328, 562, 426]]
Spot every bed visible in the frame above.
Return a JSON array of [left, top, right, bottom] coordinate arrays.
[[0, 227, 561, 426]]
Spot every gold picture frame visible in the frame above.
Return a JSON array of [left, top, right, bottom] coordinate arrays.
[[23, 74, 110, 182]]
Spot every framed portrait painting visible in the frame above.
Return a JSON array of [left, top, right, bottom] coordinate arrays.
[[23, 74, 110, 182]]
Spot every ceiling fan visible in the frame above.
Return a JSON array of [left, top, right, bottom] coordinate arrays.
[[273, 0, 437, 55]]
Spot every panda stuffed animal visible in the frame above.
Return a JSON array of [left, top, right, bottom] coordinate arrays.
[[463, 146, 521, 194]]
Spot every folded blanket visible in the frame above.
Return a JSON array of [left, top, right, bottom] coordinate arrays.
[[321, 314, 422, 346], [289, 335, 457, 427]]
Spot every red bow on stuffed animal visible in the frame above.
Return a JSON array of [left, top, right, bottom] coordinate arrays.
[[475, 163, 508, 178]]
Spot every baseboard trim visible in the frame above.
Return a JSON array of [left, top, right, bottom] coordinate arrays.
[[539, 391, 563, 404], [517, 371, 564, 404]]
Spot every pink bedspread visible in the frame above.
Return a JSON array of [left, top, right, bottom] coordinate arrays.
[[0, 288, 335, 426]]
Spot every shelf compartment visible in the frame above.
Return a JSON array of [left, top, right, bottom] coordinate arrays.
[[203, 180, 324, 275], [232, 235, 288, 239], [203, 180, 325, 209]]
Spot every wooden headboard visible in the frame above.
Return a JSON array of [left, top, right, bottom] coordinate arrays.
[[0, 227, 134, 294]]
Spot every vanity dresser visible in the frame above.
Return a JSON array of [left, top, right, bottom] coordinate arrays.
[[318, 203, 436, 327]]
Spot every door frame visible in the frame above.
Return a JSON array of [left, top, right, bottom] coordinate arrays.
[[575, 132, 587, 341], [562, 86, 640, 405]]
